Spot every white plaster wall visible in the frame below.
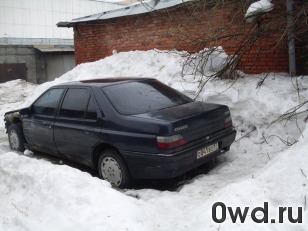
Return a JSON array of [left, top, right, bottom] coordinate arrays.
[[0, 0, 121, 39]]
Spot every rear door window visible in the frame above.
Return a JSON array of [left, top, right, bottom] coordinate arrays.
[[85, 97, 98, 120], [59, 88, 90, 119]]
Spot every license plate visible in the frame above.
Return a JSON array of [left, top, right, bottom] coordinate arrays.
[[196, 143, 219, 159]]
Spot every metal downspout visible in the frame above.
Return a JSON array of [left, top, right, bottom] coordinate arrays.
[[286, 0, 296, 76]]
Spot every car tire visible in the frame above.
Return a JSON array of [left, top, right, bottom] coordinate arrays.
[[8, 123, 25, 152], [98, 149, 131, 188]]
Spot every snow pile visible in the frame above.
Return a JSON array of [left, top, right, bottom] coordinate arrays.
[[0, 152, 156, 231], [245, 0, 273, 22], [0, 80, 37, 134], [0, 48, 229, 115], [181, 47, 230, 75], [0, 49, 307, 230], [192, 127, 308, 230]]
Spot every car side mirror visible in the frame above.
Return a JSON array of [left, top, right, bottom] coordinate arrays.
[[19, 107, 31, 117]]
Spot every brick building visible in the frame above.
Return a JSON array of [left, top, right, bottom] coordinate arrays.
[[58, 0, 306, 75]]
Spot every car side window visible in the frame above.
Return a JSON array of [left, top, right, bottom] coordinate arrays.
[[85, 97, 97, 120], [32, 88, 64, 116], [59, 88, 91, 119]]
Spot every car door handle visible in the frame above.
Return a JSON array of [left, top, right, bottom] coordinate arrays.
[[43, 123, 52, 129], [85, 130, 93, 135]]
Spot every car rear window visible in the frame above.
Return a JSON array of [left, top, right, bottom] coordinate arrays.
[[102, 80, 192, 115]]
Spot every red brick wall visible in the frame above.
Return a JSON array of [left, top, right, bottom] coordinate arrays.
[[73, 1, 289, 74]]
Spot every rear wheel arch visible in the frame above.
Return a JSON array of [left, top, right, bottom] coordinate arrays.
[[93, 143, 114, 168], [92, 143, 129, 170], [94, 145, 131, 188]]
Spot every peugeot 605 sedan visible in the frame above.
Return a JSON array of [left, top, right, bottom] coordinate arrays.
[[4, 78, 236, 188]]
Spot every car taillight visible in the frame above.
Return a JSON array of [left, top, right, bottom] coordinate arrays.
[[157, 134, 187, 149], [224, 116, 232, 128]]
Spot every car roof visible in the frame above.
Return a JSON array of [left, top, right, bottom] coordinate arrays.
[[55, 77, 155, 88]]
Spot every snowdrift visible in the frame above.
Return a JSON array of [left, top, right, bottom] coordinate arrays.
[[0, 49, 307, 230]]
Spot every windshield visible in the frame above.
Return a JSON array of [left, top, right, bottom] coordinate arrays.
[[102, 79, 193, 115]]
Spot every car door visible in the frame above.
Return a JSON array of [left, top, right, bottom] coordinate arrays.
[[53, 87, 101, 165], [22, 87, 65, 154]]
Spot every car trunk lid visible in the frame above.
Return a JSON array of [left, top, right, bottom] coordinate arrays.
[[133, 101, 230, 143]]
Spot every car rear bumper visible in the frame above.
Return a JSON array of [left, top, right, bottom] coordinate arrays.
[[121, 129, 236, 179]]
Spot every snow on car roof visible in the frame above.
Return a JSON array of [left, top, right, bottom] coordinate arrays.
[[55, 77, 155, 87]]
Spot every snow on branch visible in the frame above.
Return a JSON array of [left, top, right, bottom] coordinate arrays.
[[245, 0, 274, 23]]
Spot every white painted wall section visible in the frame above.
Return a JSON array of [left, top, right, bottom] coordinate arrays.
[[0, 0, 121, 39]]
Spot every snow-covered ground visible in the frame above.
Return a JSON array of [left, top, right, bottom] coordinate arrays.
[[0, 49, 307, 230]]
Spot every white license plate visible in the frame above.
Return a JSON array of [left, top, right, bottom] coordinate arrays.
[[196, 143, 219, 159]]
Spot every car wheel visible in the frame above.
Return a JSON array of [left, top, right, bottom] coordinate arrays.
[[8, 123, 25, 152], [98, 149, 131, 188]]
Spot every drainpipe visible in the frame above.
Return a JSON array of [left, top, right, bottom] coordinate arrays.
[[286, 0, 296, 77]]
